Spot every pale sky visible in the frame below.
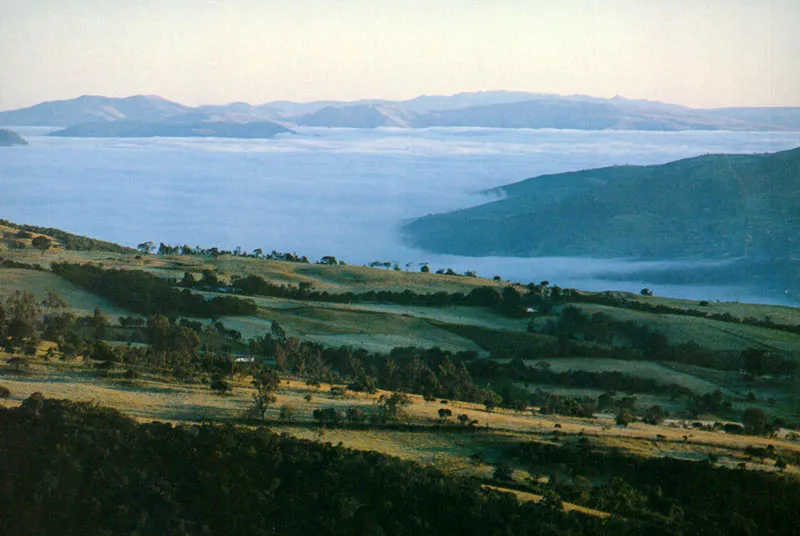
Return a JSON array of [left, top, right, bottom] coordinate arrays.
[[0, 0, 798, 111]]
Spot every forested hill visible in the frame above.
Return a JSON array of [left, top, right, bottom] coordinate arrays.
[[403, 147, 800, 261]]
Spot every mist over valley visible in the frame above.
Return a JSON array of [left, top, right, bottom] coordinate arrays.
[[3, 125, 799, 304]]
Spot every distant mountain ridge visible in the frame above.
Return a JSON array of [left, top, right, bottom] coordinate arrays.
[[0, 95, 189, 126], [403, 147, 800, 262], [2, 91, 799, 132]]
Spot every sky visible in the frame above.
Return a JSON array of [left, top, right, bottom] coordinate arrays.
[[0, 0, 798, 111]]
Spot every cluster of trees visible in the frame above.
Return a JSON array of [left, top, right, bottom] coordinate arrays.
[[534, 306, 796, 375], [52, 263, 257, 318], [0, 257, 45, 271], [250, 332, 501, 407], [538, 306, 670, 356], [569, 290, 800, 337], [209, 274, 529, 316], [0, 229, 53, 254], [0, 290, 49, 354], [512, 441, 799, 535], [471, 359, 693, 398], [137, 241, 311, 263], [1, 396, 620, 536]]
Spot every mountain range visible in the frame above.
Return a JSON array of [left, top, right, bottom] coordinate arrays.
[[402, 146, 800, 262], [1, 91, 799, 133]]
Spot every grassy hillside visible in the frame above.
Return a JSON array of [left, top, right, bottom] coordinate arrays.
[[2, 220, 799, 534]]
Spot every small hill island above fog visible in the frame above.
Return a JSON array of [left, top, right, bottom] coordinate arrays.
[[0, 128, 28, 146]]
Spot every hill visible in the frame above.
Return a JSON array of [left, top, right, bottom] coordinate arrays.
[[403, 147, 800, 262], [412, 96, 768, 130], [0, 94, 189, 127], [0, 128, 27, 146], [1, 219, 799, 535], [293, 104, 417, 128], [4, 91, 800, 131], [49, 119, 292, 139], [703, 107, 800, 130]]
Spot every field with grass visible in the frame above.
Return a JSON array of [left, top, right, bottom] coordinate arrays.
[[2, 221, 800, 528], [557, 302, 800, 353]]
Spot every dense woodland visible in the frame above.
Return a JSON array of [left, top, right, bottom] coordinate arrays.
[[2, 396, 798, 536], [0, 397, 601, 536]]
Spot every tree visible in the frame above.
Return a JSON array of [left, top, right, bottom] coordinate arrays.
[[481, 389, 502, 412], [137, 241, 155, 254], [640, 288, 653, 296], [493, 465, 513, 482], [313, 407, 345, 425], [346, 406, 365, 424], [643, 405, 665, 425], [92, 305, 107, 339], [742, 348, 768, 376], [5, 291, 42, 349], [41, 291, 67, 311], [742, 407, 767, 435], [180, 272, 197, 288], [420, 264, 430, 273], [0, 384, 10, 404], [31, 236, 52, 255], [279, 404, 296, 420], [616, 408, 632, 427], [377, 392, 411, 422], [7, 357, 29, 373], [271, 321, 287, 344], [250, 367, 280, 420], [500, 286, 523, 316], [597, 392, 616, 412], [438, 408, 452, 421], [210, 377, 231, 395]]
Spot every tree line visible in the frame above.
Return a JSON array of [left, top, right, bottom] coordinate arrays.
[[192, 272, 530, 316], [568, 290, 800, 337], [51, 263, 257, 318]]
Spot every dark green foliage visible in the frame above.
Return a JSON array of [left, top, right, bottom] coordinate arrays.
[[2, 290, 42, 350], [51, 263, 257, 318], [567, 291, 800, 339], [1, 397, 609, 536], [209, 377, 231, 395], [643, 405, 665, 425], [31, 235, 52, 254], [473, 357, 692, 397], [249, 367, 280, 420], [404, 147, 800, 264], [742, 407, 768, 435], [615, 408, 632, 426], [513, 441, 800, 535]]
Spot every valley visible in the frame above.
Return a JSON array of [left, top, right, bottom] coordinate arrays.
[[2, 220, 799, 534]]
